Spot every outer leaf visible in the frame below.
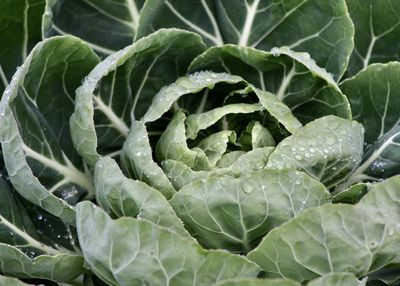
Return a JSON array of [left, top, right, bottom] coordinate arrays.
[[267, 116, 364, 188], [94, 157, 190, 238], [248, 176, 400, 282], [0, 0, 45, 94], [170, 169, 330, 253], [340, 63, 400, 146], [338, 63, 400, 189], [163, 147, 275, 190], [0, 175, 58, 257], [43, 0, 144, 56], [76, 201, 260, 286], [0, 174, 84, 282], [70, 29, 206, 166], [190, 45, 351, 123], [307, 273, 366, 286], [120, 121, 175, 199], [0, 37, 99, 224], [346, 0, 400, 76], [137, 0, 354, 79], [214, 278, 301, 286]]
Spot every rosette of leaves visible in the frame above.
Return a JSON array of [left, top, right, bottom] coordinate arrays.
[[66, 26, 366, 284], [0, 0, 400, 285]]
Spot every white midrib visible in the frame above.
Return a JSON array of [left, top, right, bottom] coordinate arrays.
[[363, 4, 376, 70], [127, 0, 140, 31], [93, 95, 129, 137], [258, 70, 266, 90], [200, 0, 224, 45], [196, 89, 209, 114], [239, 0, 260, 46], [83, 0, 133, 30], [165, 0, 223, 45], [288, 19, 333, 50], [363, 36, 376, 70], [22, 0, 29, 60], [0, 65, 8, 87], [131, 55, 160, 119], [251, 0, 308, 48], [0, 215, 61, 255], [379, 83, 391, 138], [276, 65, 296, 101], [51, 24, 116, 55], [23, 144, 94, 193]]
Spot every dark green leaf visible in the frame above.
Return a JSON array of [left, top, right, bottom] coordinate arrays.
[[0, 0, 45, 94], [43, 0, 144, 56], [0, 175, 83, 282], [0, 36, 99, 223], [333, 183, 368, 204], [346, 0, 400, 77], [338, 63, 400, 190], [137, 0, 354, 79]]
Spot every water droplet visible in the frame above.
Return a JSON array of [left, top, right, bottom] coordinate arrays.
[[302, 53, 311, 60], [37, 214, 43, 221], [295, 180, 301, 185], [271, 47, 280, 57], [299, 147, 305, 151], [295, 155, 302, 160], [389, 228, 394, 236], [61, 186, 79, 200]]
